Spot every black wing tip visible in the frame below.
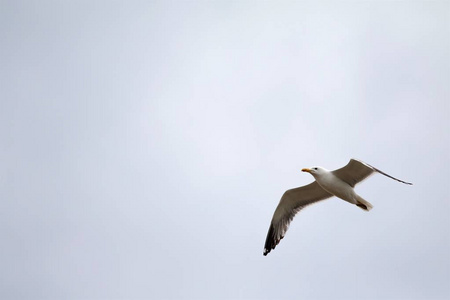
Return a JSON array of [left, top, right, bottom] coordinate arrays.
[[263, 224, 282, 256], [263, 236, 283, 256], [263, 225, 275, 256], [263, 245, 275, 256]]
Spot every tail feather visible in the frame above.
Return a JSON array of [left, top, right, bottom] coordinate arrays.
[[355, 195, 373, 211]]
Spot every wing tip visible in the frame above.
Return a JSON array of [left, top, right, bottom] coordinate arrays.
[[352, 158, 413, 185], [263, 224, 283, 256], [263, 244, 276, 256]]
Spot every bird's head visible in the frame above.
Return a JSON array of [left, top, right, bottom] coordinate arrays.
[[301, 166, 326, 177]]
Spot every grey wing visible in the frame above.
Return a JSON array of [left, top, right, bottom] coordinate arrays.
[[263, 182, 332, 256], [332, 158, 412, 187]]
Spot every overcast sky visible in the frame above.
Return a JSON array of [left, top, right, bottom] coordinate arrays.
[[1, 1, 449, 299]]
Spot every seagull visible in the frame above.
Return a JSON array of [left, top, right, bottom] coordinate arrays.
[[263, 158, 412, 256]]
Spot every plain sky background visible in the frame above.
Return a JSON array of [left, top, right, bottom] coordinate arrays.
[[1, 1, 449, 299]]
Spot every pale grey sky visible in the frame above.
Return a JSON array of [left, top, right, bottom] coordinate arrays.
[[1, 1, 449, 299]]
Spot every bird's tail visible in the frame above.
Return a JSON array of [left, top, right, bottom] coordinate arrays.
[[355, 195, 373, 211]]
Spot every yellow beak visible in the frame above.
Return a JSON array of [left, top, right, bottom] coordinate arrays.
[[301, 168, 311, 173]]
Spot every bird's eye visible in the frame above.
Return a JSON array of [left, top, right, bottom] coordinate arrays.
[[314, 168, 318, 170]]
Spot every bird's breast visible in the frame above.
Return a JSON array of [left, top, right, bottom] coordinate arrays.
[[315, 174, 353, 199]]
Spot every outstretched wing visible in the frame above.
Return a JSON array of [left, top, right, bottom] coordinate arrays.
[[332, 158, 412, 187], [263, 182, 332, 256]]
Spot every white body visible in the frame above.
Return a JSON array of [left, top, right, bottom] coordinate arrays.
[[307, 167, 372, 210], [311, 168, 357, 204]]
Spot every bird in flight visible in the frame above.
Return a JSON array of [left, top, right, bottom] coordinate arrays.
[[263, 158, 412, 256]]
